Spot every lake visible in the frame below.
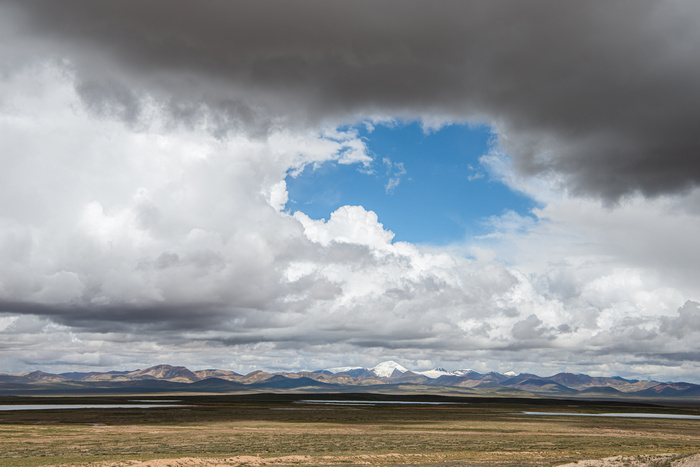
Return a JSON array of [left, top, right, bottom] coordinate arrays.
[[296, 399, 461, 406], [0, 403, 190, 411]]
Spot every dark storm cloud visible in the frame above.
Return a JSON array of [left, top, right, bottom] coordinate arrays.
[[5, 0, 700, 201], [0, 300, 234, 332]]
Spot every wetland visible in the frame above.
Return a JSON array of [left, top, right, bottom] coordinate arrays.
[[1, 393, 700, 466]]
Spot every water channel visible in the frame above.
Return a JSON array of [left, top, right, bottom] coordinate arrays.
[[521, 411, 700, 420]]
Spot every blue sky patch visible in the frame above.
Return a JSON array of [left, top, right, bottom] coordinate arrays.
[[285, 122, 537, 245]]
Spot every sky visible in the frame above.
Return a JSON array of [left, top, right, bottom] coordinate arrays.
[[1, 0, 700, 382], [285, 122, 537, 244]]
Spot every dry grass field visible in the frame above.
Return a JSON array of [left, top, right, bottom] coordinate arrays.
[[1, 394, 700, 466]]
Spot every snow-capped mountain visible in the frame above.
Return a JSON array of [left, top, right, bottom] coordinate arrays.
[[324, 361, 410, 378], [453, 369, 480, 376], [416, 368, 453, 378], [370, 361, 409, 378], [323, 362, 483, 379], [416, 368, 483, 378]]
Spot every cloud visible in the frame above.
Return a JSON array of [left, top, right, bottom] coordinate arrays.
[[476, 191, 700, 297], [4, 0, 700, 201], [383, 158, 407, 194], [294, 206, 395, 249], [660, 301, 700, 339], [511, 314, 552, 342], [0, 64, 369, 314]]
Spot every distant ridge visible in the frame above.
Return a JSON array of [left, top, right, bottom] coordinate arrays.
[[0, 361, 696, 400]]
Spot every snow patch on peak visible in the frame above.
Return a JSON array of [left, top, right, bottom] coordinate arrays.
[[325, 366, 363, 374], [503, 371, 517, 377], [417, 368, 452, 379], [371, 361, 409, 378]]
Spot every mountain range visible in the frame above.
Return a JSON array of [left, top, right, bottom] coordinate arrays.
[[2, 361, 699, 400]]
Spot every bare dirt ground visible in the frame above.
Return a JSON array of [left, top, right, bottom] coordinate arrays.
[[557, 453, 700, 466], [57, 453, 427, 466], [50, 453, 700, 467]]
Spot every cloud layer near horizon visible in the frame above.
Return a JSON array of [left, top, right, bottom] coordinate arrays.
[[2, 1, 700, 380]]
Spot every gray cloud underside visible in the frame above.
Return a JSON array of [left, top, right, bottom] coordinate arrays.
[[3, 294, 700, 365], [5, 0, 700, 201]]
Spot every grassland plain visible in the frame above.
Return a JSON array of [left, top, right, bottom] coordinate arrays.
[[1, 393, 700, 466]]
